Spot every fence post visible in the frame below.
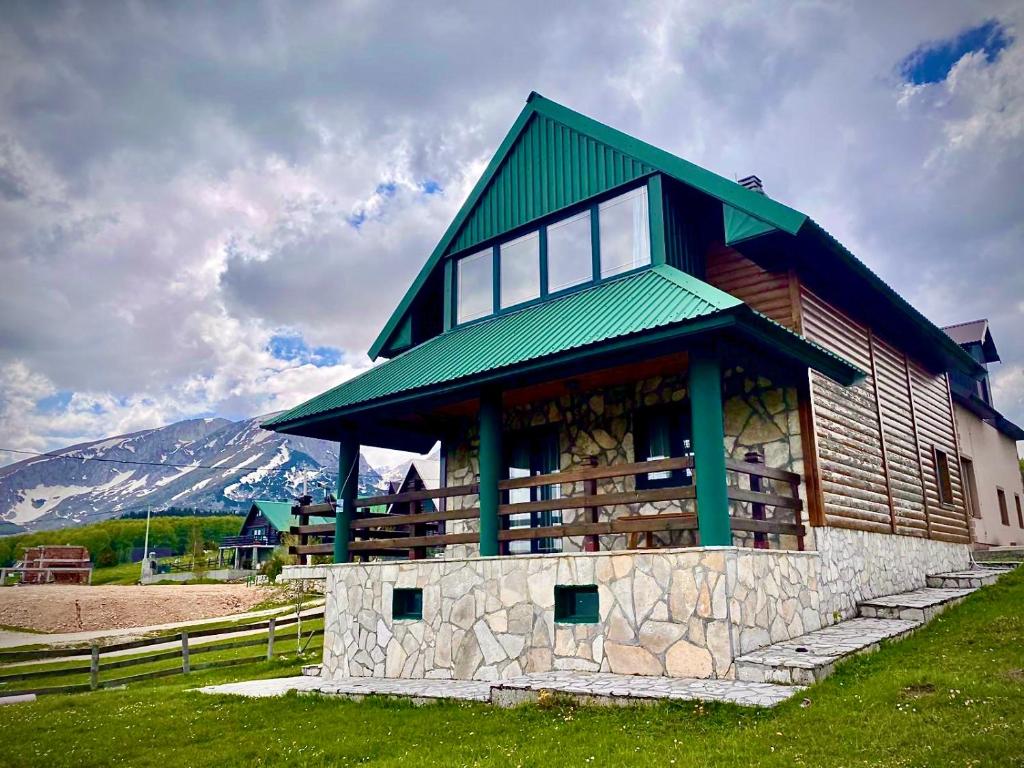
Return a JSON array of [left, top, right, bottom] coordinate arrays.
[[266, 618, 276, 661], [90, 645, 99, 690], [745, 451, 768, 549], [583, 457, 600, 552], [181, 631, 190, 674]]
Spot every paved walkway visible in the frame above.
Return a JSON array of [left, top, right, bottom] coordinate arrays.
[[198, 671, 798, 708]]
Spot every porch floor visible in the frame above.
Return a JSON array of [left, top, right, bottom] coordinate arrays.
[[197, 672, 799, 708]]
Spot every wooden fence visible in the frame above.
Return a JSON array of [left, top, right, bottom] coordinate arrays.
[[0, 609, 324, 697], [290, 455, 804, 560]]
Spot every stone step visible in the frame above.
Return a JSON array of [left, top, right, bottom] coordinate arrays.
[[926, 568, 1005, 589], [858, 586, 975, 622], [734, 617, 920, 685], [492, 671, 798, 708], [301, 664, 322, 677]]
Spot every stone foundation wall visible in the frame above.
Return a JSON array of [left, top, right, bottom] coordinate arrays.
[[317, 547, 819, 682], [810, 526, 972, 622], [445, 368, 803, 557]]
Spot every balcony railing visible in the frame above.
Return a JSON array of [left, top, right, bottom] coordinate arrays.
[[288, 455, 804, 560], [220, 532, 283, 548]]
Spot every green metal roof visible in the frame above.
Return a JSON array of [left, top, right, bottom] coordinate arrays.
[[264, 266, 861, 432], [367, 91, 980, 381], [247, 500, 332, 532], [368, 92, 807, 360]]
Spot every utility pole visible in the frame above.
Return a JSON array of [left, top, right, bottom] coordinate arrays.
[[140, 507, 151, 583]]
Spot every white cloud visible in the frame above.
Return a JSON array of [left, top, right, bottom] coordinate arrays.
[[1, 0, 1022, 465]]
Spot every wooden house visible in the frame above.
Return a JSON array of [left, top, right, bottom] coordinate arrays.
[[265, 94, 987, 681], [220, 500, 332, 570]]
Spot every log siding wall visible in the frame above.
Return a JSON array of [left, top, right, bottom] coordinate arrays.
[[704, 246, 970, 544]]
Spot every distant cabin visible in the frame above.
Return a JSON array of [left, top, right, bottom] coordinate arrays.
[[221, 500, 333, 570]]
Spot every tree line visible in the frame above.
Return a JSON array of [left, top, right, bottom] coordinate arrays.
[[0, 515, 243, 568]]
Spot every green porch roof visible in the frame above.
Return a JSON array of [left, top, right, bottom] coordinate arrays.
[[264, 266, 862, 432]]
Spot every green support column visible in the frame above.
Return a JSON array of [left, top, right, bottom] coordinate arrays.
[[478, 387, 503, 557], [335, 430, 359, 563], [689, 347, 731, 547]]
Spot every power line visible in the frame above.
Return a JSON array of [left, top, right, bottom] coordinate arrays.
[[0, 446, 340, 475]]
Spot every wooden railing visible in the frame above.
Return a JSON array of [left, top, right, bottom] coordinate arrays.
[[289, 455, 804, 560], [0, 607, 324, 696]]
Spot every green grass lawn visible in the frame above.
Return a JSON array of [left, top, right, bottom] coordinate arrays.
[[1, 569, 1022, 768], [88, 560, 145, 585]]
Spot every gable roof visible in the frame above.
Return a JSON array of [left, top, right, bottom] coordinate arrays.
[[244, 500, 332, 533], [264, 265, 861, 433], [368, 92, 807, 361], [368, 93, 981, 380]]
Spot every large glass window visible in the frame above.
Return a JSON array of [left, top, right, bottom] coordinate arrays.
[[500, 231, 540, 308], [457, 249, 493, 324], [452, 182, 655, 326], [599, 187, 650, 278], [546, 209, 593, 293]]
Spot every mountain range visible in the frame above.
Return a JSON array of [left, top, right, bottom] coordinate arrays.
[[0, 415, 417, 532]]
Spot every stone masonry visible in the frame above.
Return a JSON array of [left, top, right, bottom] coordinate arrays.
[[446, 367, 804, 557], [809, 526, 971, 621], [318, 547, 819, 682]]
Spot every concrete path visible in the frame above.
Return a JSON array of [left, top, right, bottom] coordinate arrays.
[[198, 671, 798, 708]]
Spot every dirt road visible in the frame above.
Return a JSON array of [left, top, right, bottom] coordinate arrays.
[[0, 584, 283, 634]]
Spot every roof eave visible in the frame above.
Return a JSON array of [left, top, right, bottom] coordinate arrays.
[[267, 306, 862, 439], [799, 220, 985, 379]]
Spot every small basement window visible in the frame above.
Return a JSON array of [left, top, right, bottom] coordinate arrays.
[[392, 588, 423, 621], [554, 585, 599, 624], [934, 448, 953, 506]]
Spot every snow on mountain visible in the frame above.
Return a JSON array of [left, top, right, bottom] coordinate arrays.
[[0, 415, 386, 531]]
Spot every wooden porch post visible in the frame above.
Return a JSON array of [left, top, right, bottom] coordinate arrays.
[[478, 386, 502, 557], [689, 347, 731, 547], [335, 429, 359, 564]]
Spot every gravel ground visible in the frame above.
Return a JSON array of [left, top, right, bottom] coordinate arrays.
[[0, 584, 281, 633]]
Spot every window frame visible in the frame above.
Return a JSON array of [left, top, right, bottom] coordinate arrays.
[[554, 585, 599, 624], [447, 178, 657, 328], [997, 487, 1009, 526], [454, 247, 496, 325], [634, 404, 694, 490], [392, 588, 423, 621], [502, 426, 562, 555], [960, 457, 981, 519], [934, 448, 954, 507]]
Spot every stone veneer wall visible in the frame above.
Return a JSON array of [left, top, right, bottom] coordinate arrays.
[[445, 368, 803, 557], [810, 526, 972, 622], [317, 547, 819, 682]]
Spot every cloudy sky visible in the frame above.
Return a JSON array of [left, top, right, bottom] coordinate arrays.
[[0, 0, 1021, 468]]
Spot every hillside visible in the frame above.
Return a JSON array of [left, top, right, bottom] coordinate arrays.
[[0, 415, 387, 531]]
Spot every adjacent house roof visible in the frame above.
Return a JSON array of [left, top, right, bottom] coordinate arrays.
[[264, 265, 862, 432], [942, 319, 1000, 363], [366, 92, 982, 380], [244, 500, 332, 532], [386, 459, 441, 515]]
